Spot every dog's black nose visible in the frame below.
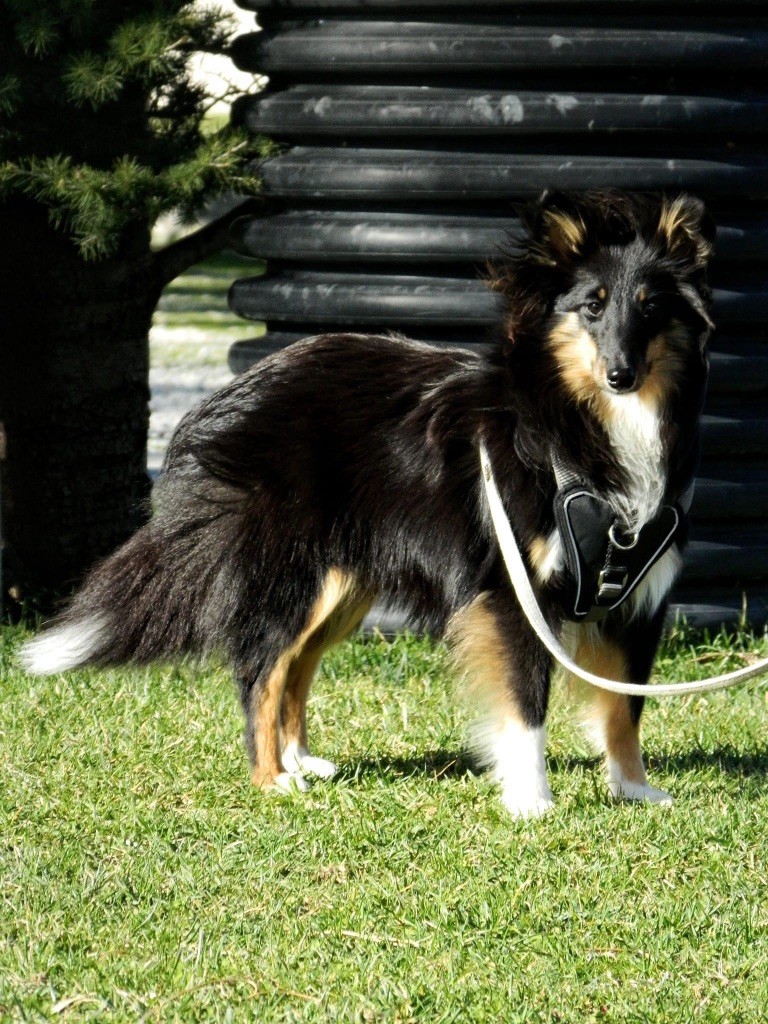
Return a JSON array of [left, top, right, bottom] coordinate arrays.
[[607, 367, 637, 392]]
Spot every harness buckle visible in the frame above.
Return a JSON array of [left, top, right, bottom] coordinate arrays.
[[597, 566, 628, 597]]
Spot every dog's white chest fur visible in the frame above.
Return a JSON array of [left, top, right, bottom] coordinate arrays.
[[604, 394, 665, 531], [536, 393, 677, 618], [604, 394, 681, 618]]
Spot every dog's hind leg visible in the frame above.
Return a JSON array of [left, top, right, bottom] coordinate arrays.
[[244, 648, 310, 793], [239, 568, 371, 792], [281, 577, 372, 780], [449, 590, 555, 819], [280, 642, 335, 779], [572, 615, 673, 806]]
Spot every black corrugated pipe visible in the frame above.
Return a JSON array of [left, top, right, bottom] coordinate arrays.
[[226, 1, 768, 628]]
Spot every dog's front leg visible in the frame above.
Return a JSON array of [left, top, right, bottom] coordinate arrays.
[[574, 611, 673, 806], [449, 591, 554, 819]]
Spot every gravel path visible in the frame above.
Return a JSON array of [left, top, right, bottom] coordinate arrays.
[[147, 261, 255, 475], [148, 333, 233, 475]]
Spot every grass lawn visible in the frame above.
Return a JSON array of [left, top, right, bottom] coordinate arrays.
[[1, 624, 767, 1023]]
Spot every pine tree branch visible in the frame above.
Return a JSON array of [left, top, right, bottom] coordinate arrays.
[[152, 197, 266, 286]]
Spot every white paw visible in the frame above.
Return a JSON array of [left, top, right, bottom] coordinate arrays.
[[300, 755, 338, 779], [609, 779, 674, 805], [501, 791, 556, 820], [271, 771, 310, 794], [282, 742, 337, 779], [281, 741, 304, 775], [487, 721, 554, 819], [500, 779, 555, 820]]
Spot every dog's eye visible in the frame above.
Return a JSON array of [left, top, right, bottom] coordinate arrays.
[[641, 299, 661, 318], [584, 299, 604, 318]]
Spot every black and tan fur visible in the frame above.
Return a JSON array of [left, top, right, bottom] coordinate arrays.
[[21, 190, 715, 817]]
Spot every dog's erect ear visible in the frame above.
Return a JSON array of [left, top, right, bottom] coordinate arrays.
[[656, 194, 716, 270], [678, 280, 715, 336], [531, 190, 588, 264], [656, 195, 716, 342]]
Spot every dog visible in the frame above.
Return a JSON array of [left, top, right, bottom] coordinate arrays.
[[21, 190, 715, 818]]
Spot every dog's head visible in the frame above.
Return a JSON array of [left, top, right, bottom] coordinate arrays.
[[489, 190, 715, 407]]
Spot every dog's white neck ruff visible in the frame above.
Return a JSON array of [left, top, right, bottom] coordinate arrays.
[[479, 442, 768, 697], [604, 393, 665, 531]]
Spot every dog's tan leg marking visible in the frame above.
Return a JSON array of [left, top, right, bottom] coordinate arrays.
[[449, 594, 554, 819], [251, 649, 297, 791], [578, 639, 645, 783], [573, 635, 672, 806], [449, 594, 513, 709], [269, 570, 373, 784], [249, 570, 353, 791], [281, 645, 326, 757], [282, 594, 371, 748]]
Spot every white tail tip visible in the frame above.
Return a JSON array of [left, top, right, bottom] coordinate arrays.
[[19, 617, 107, 675]]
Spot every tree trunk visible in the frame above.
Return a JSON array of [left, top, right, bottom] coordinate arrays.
[[0, 202, 163, 617]]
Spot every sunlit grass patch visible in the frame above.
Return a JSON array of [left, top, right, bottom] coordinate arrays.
[[2, 625, 767, 1022]]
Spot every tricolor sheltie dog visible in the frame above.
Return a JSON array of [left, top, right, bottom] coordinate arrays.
[[22, 190, 715, 818]]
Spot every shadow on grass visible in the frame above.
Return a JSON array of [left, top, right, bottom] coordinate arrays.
[[651, 745, 768, 780], [550, 745, 768, 790], [339, 749, 475, 783], [341, 745, 768, 789]]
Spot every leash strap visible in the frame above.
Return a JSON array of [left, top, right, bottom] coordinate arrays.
[[479, 442, 768, 697]]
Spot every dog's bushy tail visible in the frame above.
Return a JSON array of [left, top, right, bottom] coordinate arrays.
[[19, 486, 245, 675]]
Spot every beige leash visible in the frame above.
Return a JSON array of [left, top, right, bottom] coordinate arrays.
[[480, 443, 768, 697]]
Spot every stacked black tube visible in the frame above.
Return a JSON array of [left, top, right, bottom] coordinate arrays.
[[228, 0, 768, 628]]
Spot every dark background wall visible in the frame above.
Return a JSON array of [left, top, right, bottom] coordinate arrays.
[[227, 0, 768, 629]]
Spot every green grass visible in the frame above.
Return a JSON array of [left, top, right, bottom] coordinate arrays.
[[2, 626, 768, 1023], [150, 254, 265, 370]]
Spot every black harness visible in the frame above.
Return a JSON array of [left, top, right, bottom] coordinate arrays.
[[550, 452, 690, 623]]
